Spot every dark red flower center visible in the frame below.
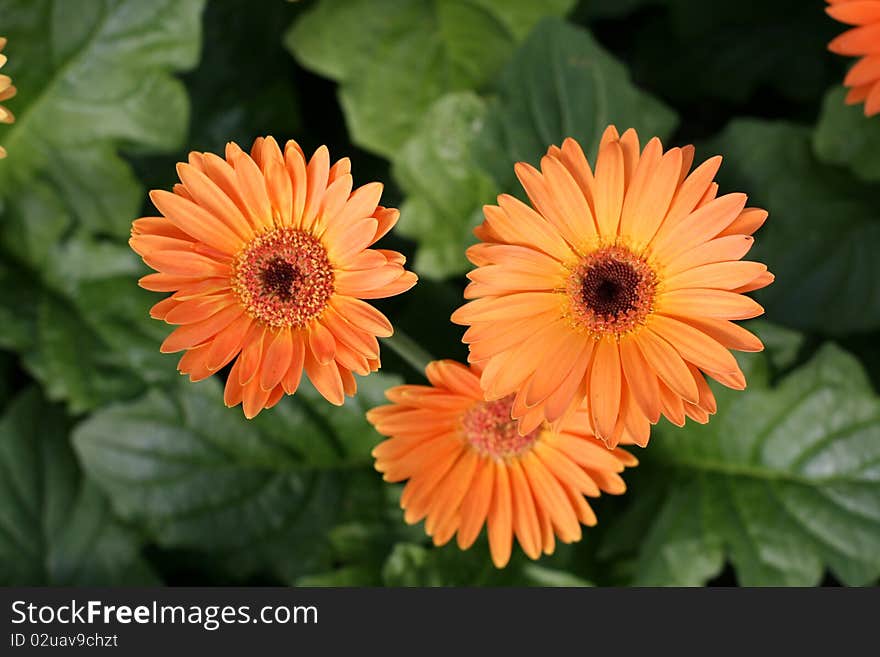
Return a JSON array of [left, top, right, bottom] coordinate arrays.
[[568, 246, 656, 336], [260, 257, 302, 302], [580, 258, 643, 317], [233, 228, 334, 328]]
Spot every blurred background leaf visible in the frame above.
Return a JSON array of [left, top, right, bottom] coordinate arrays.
[[0, 0, 205, 411], [392, 92, 495, 278], [0, 0, 877, 587], [602, 343, 880, 586], [814, 87, 880, 183], [284, 0, 575, 158], [708, 120, 880, 336], [474, 18, 678, 201], [380, 542, 593, 586], [0, 0, 202, 194], [0, 388, 157, 585], [73, 374, 406, 584], [132, 0, 303, 192]]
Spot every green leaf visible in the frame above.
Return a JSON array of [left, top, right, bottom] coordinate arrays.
[[4, 237, 179, 414], [380, 542, 510, 586], [23, 293, 150, 414], [380, 541, 594, 586], [746, 320, 805, 373], [393, 92, 496, 278], [19, 237, 175, 413], [296, 566, 379, 587], [519, 564, 593, 587], [0, 0, 204, 410], [0, 388, 157, 585], [131, 0, 302, 194], [73, 374, 402, 584], [0, 258, 41, 352], [708, 119, 880, 335], [606, 345, 880, 586], [285, 0, 575, 157], [0, 353, 17, 408], [50, 239, 177, 382], [476, 18, 678, 189], [382, 544, 446, 586], [814, 87, 880, 183], [0, 0, 203, 197]]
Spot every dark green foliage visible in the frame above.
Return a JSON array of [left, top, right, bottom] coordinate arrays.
[[0, 0, 877, 586]]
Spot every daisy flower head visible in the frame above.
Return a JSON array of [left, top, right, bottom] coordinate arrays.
[[452, 126, 773, 448], [368, 360, 637, 568], [827, 0, 880, 116], [131, 137, 417, 418], [0, 37, 17, 158]]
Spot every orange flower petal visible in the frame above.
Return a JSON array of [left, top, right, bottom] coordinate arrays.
[[307, 318, 336, 365], [718, 208, 768, 238], [652, 193, 747, 264], [175, 163, 253, 241], [592, 140, 626, 238], [260, 328, 293, 391], [829, 22, 880, 55], [160, 305, 242, 354], [633, 328, 699, 403], [521, 452, 581, 544], [844, 53, 880, 86], [663, 260, 768, 292], [284, 141, 308, 227], [619, 337, 661, 423], [205, 314, 252, 371], [508, 459, 543, 559], [237, 324, 267, 385], [487, 462, 514, 568], [659, 288, 765, 320], [515, 161, 582, 250], [230, 151, 274, 232], [301, 145, 330, 231], [828, 1, 880, 26], [457, 459, 495, 550], [149, 190, 243, 255], [303, 346, 344, 405], [618, 137, 662, 239], [589, 337, 622, 442], [330, 296, 393, 337], [557, 137, 596, 213], [282, 333, 306, 395], [649, 314, 740, 375]]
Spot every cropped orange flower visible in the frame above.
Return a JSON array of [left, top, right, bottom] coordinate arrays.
[[827, 0, 880, 115], [0, 37, 17, 159], [452, 127, 772, 447], [368, 360, 637, 568], [131, 137, 417, 418]]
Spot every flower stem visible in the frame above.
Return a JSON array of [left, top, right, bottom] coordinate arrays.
[[384, 329, 434, 376]]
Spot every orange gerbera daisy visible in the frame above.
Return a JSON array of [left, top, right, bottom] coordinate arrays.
[[827, 0, 880, 115], [0, 37, 17, 159], [368, 360, 637, 568], [451, 126, 773, 447], [131, 137, 417, 418]]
